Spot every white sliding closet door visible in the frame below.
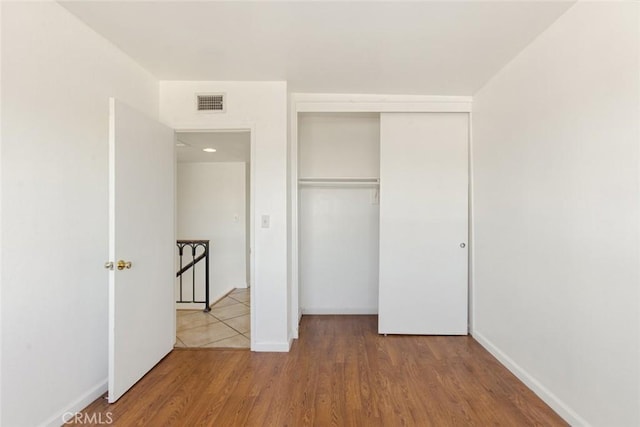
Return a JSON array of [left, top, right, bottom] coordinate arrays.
[[378, 113, 468, 335]]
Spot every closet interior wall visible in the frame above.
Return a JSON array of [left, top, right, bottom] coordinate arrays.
[[298, 113, 381, 314]]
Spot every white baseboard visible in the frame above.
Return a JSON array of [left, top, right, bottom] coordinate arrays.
[[288, 310, 303, 340], [472, 330, 589, 427], [252, 341, 291, 352], [301, 307, 378, 315], [40, 379, 107, 427]]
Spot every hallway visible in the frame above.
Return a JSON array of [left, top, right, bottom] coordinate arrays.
[[176, 288, 250, 349]]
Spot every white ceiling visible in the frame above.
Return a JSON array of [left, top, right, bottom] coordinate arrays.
[[59, 1, 574, 95], [176, 131, 250, 163]]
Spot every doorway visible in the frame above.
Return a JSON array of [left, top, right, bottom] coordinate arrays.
[[174, 130, 252, 348]]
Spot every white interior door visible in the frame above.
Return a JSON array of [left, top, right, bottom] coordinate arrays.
[[108, 98, 176, 402], [378, 112, 468, 335]]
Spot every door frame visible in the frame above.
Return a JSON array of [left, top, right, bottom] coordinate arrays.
[[289, 93, 473, 339], [174, 125, 256, 351]]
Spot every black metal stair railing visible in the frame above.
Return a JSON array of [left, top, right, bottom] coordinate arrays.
[[176, 240, 210, 312]]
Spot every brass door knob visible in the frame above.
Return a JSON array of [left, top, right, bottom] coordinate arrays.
[[117, 260, 132, 270]]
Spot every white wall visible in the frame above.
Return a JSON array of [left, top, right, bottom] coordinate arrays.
[[160, 81, 289, 351], [472, 2, 639, 426], [177, 162, 247, 305], [1, 2, 159, 426], [298, 113, 380, 314], [299, 188, 379, 314], [298, 113, 380, 178]]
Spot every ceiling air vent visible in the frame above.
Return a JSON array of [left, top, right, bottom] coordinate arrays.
[[196, 93, 225, 112]]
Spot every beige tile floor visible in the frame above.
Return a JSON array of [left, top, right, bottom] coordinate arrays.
[[175, 288, 250, 349]]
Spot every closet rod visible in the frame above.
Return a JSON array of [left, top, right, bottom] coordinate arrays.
[[298, 178, 379, 187], [298, 177, 379, 183]]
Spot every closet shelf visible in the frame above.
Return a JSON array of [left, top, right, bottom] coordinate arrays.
[[298, 177, 380, 187]]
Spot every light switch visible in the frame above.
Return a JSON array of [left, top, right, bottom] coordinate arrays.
[[261, 215, 270, 228]]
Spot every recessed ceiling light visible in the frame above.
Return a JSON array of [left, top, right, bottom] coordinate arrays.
[[202, 148, 217, 153], [176, 142, 186, 147]]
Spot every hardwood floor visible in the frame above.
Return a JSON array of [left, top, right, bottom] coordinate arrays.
[[76, 316, 566, 426]]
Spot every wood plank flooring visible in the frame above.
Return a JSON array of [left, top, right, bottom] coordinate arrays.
[[76, 316, 566, 426]]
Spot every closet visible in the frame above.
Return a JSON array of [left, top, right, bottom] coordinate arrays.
[[297, 110, 468, 335], [298, 113, 380, 314]]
